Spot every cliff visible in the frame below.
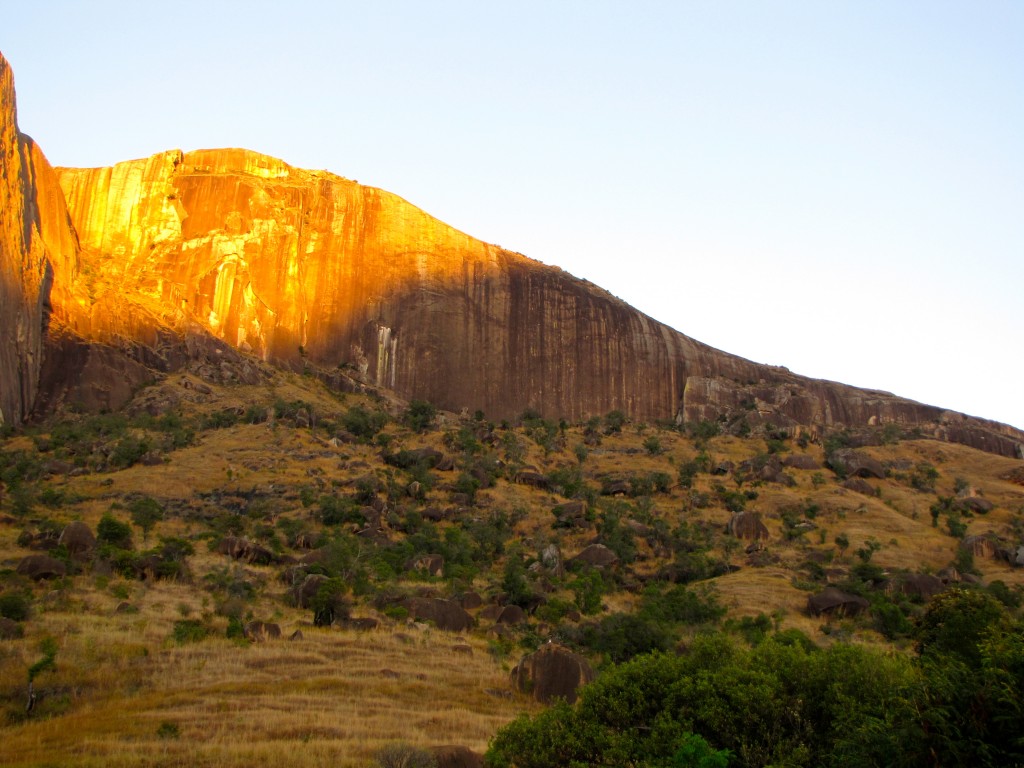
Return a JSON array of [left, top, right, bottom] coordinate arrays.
[[0, 54, 79, 428], [0, 51, 1021, 457], [53, 147, 1024, 457]]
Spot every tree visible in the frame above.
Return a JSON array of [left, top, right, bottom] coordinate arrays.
[[404, 400, 437, 433]]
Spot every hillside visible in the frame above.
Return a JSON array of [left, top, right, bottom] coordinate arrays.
[[1, 363, 1022, 766]]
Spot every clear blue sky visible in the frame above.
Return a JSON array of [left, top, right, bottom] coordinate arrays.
[[3, 1, 1022, 430]]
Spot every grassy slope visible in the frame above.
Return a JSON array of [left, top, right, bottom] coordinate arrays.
[[1, 369, 1022, 766]]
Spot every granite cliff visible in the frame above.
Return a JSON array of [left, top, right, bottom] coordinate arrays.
[[0, 54, 79, 428], [1, 52, 1022, 457]]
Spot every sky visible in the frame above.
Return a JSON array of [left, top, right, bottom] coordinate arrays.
[[2, 1, 1022, 430]]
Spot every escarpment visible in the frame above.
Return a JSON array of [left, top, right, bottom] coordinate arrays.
[[0, 54, 79, 428], [0, 52, 1021, 457]]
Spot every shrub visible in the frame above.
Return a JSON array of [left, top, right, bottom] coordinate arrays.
[[404, 400, 437, 433], [0, 592, 30, 621], [97, 514, 133, 549], [171, 619, 209, 644], [340, 405, 388, 441]]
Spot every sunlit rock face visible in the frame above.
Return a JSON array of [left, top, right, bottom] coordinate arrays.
[[55, 147, 766, 422], [53, 145, 1024, 456], [0, 54, 79, 427], [1, 50, 1019, 455]]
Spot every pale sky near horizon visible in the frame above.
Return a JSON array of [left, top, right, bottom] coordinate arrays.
[[3, 1, 1022, 430]]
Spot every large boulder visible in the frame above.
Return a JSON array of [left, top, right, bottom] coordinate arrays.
[[783, 454, 820, 470], [511, 643, 594, 704], [243, 621, 282, 642], [570, 544, 618, 569], [960, 496, 994, 515], [806, 587, 870, 618], [403, 597, 474, 632], [496, 605, 527, 625], [895, 574, 945, 600], [727, 511, 770, 541], [827, 449, 886, 479], [406, 554, 444, 578], [961, 534, 1001, 560], [58, 521, 96, 560], [16, 554, 67, 580]]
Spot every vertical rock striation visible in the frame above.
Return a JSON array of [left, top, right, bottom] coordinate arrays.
[[54, 147, 767, 422], [51, 146, 1024, 456], [0, 51, 1020, 456], [0, 54, 79, 427]]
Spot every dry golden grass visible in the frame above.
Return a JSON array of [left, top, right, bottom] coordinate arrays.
[[2, 372, 1023, 765], [0, 599, 536, 767]]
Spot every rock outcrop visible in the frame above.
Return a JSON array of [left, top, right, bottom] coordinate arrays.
[[1, 52, 1022, 458], [511, 643, 594, 704], [0, 54, 79, 428]]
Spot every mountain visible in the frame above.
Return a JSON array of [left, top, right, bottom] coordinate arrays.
[[1, 51, 1022, 459]]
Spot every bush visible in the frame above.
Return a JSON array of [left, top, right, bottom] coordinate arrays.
[[171, 619, 209, 644], [0, 592, 31, 621], [581, 612, 673, 663], [341, 405, 388, 441], [404, 400, 437, 433], [97, 514, 133, 549]]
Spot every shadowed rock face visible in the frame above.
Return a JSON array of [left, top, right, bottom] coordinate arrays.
[[0, 55, 79, 428], [1, 52, 1022, 456]]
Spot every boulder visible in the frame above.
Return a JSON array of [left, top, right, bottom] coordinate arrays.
[[552, 500, 590, 529], [806, 587, 870, 617], [511, 643, 594, 704], [243, 621, 282, 642], [570, 544, 618, 569], [515, 471, 549, 489], [539, 544, 562, 574], [403, 597, 474, 632], [827, 449, 886, 479], [960, 497, 994, 514], [783, 454, 820, 470], [16, 554, 67, 580], [496, 605, 527, 625], [727, 511, 770, 541], [407, 554, 444, 578], [477, 604, 503, 622], [430, 745, 484, 768], [896, 574, 945, 600], [961, 534, 1000, 560], [457, 591, 482, 610], [58, 521, 96, 559]]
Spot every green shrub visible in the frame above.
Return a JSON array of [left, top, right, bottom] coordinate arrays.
[[404, 400, 437, 433], [97, 514, 133, 549], [0, 592, 31, 621], [171, 619, 209, 644]]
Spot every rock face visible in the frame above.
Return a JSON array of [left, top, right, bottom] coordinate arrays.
[[1, 52, 1022, 457], [0, 54, 79, 428]]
